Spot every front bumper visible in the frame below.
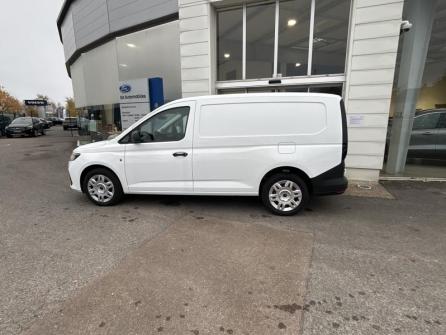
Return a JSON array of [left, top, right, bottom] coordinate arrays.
[[312, 162, 348, 196], [5, 128, 34, 136], [68, 160, 82, 192]]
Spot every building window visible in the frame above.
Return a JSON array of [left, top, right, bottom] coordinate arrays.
[[216, 0, 351, 81], [278, 0, 311, 77], [312, 0, 350, 75], [116, 21, 182, 102], [246, 2, 276, 79], [217, 8, 243, 81], [218, 83, 343, 95]]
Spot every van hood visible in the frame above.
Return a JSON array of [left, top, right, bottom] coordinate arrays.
[[75, 140, 111, 152]]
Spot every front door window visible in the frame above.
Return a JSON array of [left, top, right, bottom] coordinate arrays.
[[137, 107, 190, 143]]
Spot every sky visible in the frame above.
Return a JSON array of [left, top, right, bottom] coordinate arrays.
[[0, 0, 73, 105]]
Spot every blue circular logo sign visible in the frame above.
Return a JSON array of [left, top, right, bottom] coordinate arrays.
[[119, 84, 131, 94]]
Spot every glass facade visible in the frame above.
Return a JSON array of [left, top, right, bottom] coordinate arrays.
[[116, 22, 182, 102], [216, 0, 351, 81], [217, 8, 243, 81], [278, 0, 311, 77], [246, 2, 276, 79], [71, 1, 352, 143], [76, 104, 121, 142], [70, 21, 182, 142], [219, 83, 343, 95], [385, 0, 446, 178], [311, 0, 350, 75]]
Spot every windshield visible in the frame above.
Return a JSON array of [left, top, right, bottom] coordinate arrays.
[[10, 118, 32, 126]]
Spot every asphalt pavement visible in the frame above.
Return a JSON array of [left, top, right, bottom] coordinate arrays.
[[0, 127, 445, 335]]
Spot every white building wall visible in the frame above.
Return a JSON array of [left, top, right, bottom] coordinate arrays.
[[344, 0, 404, 180], [178, 0, 214, 97]]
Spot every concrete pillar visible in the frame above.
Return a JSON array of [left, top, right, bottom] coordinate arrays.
[[386, 0, 437, 174]]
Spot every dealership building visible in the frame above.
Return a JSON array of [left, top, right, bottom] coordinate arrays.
[[58, 0, 446, 181]]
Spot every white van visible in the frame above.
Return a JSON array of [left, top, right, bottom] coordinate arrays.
[[68, 93, 348, 215]]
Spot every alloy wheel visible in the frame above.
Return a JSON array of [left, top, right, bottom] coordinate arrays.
[[268, 180, 302, 212], [87, 174, 115, 203]]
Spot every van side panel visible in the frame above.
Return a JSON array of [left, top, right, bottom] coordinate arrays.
[[192, 95, 343, 195], [199, 102, 327, 137]]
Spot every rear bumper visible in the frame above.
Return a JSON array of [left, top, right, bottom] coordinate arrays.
[[313, 176, 348, 195], [312, 162, 348, 196]]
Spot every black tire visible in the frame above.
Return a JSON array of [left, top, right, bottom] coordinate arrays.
[[41, 128, 45, 135], [260, 173, 309, 216], [33, 129, 38, 137], [83, 168, 123, 206], [63, 126, 67, 130], [6, 134, 12, 138]]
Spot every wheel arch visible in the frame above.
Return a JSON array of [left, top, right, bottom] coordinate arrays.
[[80, 164, 122, 193], [259, 166, 313, 195]]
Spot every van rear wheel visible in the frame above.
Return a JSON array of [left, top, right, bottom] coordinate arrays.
[[261, 173, 309, 216]]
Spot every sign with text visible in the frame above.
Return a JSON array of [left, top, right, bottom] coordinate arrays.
[[24, 99, 48, 106], [118, 79, 149, 104], [120, 103, 150, 130], [119, 78, 151, 130]]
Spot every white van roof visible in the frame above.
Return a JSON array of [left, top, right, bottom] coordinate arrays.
[[163, 93, 342, 108]]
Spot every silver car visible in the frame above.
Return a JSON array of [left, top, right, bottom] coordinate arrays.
[[408, 110, 446, 160]]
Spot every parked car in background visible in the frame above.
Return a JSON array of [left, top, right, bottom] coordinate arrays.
[[0, 115, 12, 136], [68, 93, 348, 215], [408, 110, 446, 160], [5, 117, 45, 137], [63, 117, 79, 130], [45, 118, 54, 127], [48, 117, 63, 125], [40, 118, 52, 129], [386, 109, 446, 161]]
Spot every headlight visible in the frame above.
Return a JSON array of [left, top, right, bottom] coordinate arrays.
[[70, 152, 81, 161], [26, 126, 33, 130]]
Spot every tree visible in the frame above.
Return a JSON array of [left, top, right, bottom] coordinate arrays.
[[25, 106, 38, 117], [0, 87, 22, 114], [36, 94, 49, 101], [65, 97, 77, 117], [36, 94, 59, 117]]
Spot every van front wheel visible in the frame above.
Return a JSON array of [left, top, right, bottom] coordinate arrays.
[[83, 168, 123, 206], [261, 174, 309, 216]]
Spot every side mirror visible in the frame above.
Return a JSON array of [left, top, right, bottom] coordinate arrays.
[[131, 130, 142, 143]]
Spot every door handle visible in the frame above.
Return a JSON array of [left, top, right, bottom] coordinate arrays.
[[422, 132, 433, 135], [173, 152, 188, 157]]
